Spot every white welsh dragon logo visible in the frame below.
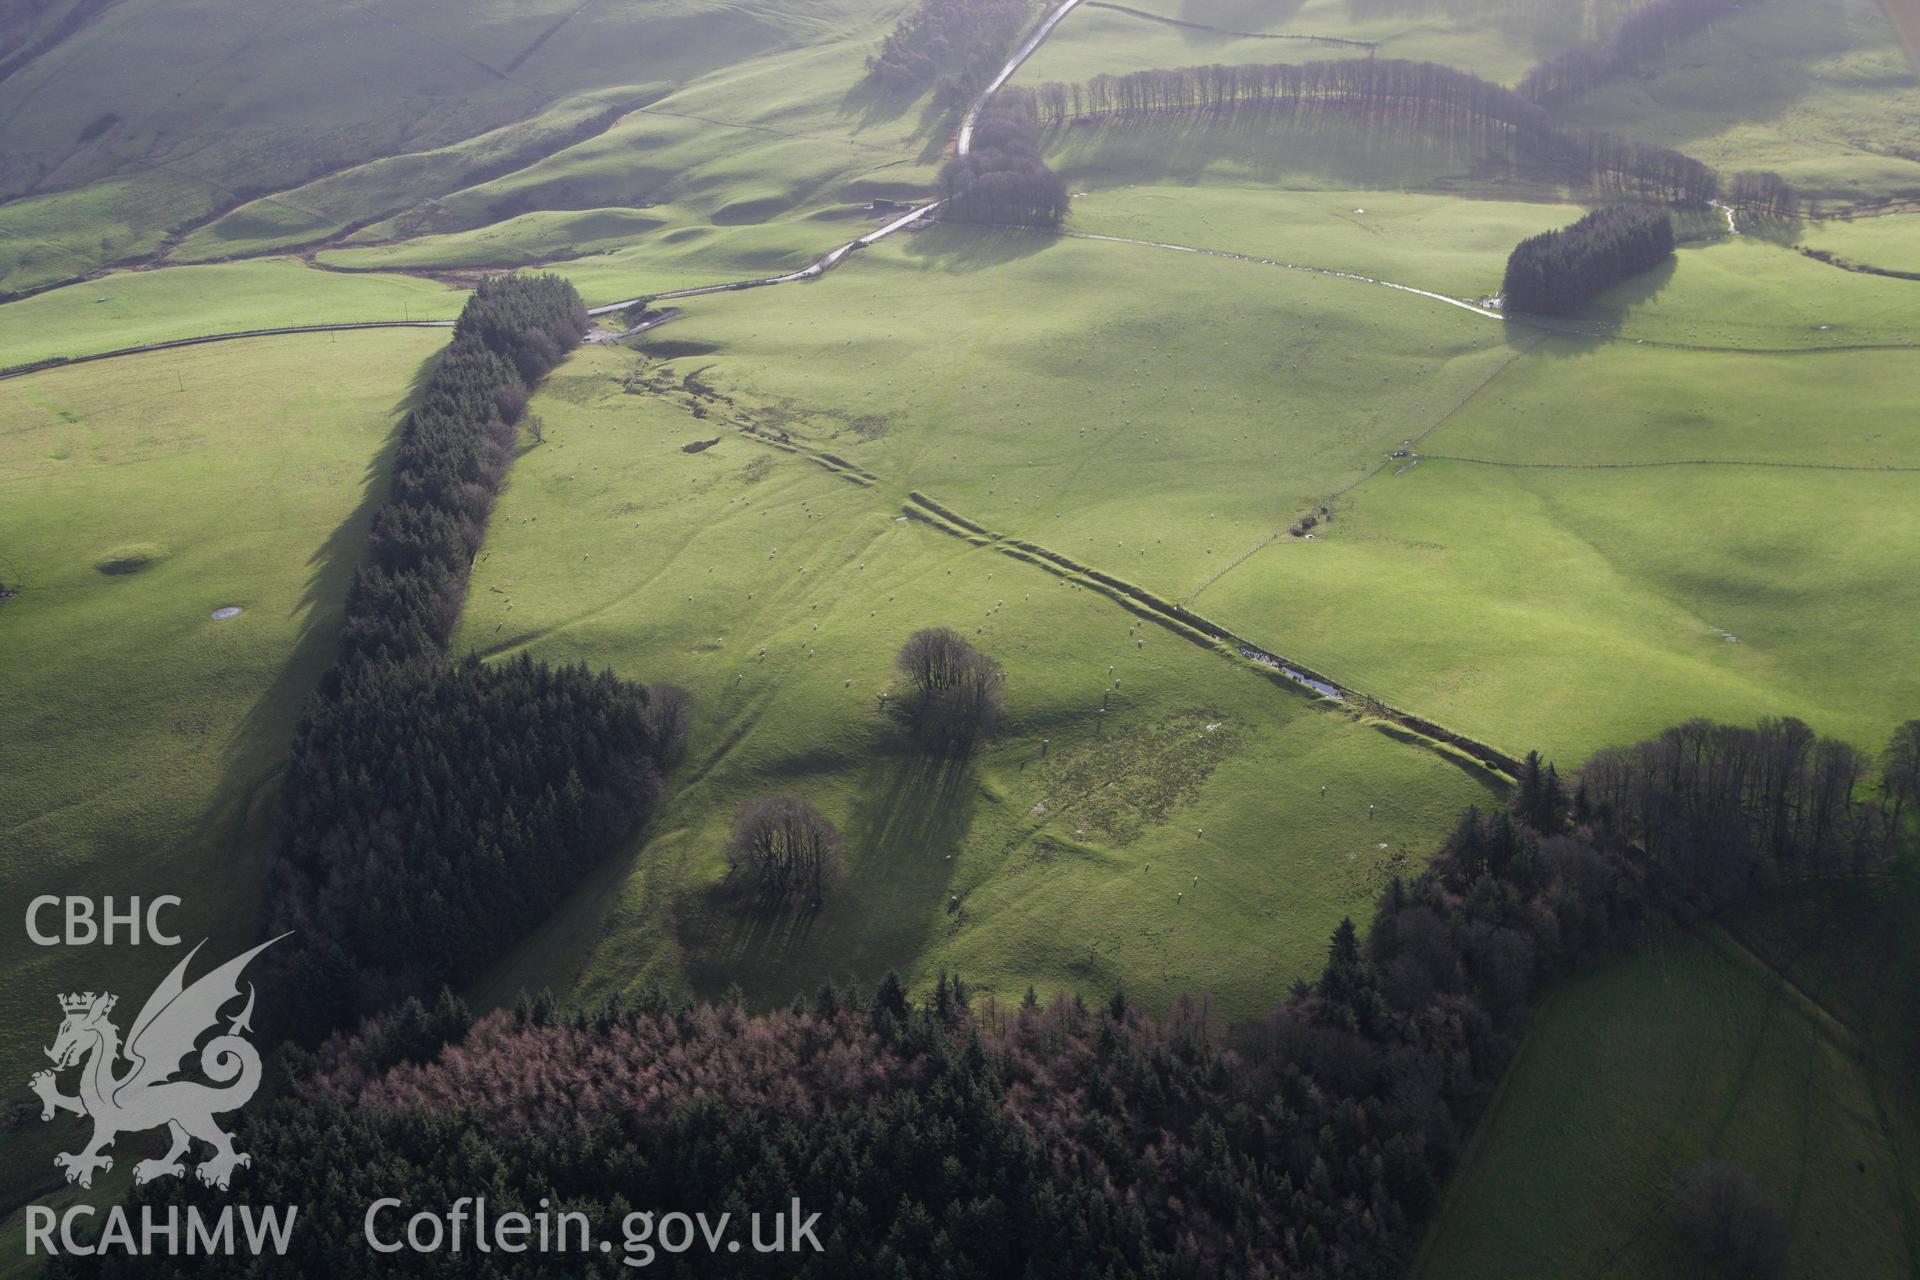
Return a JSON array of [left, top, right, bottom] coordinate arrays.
[[28, 936, 284, 1191]]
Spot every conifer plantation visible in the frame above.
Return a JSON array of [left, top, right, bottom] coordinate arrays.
[[81, 716, 1907, 1276], [269, 275, 684, 1035], [1501, 206, 1675, 316]]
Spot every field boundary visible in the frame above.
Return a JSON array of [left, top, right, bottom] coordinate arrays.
[[1415, 452, 1920, 474], [1082, 1, 1376, 47], [0, 320, 455, 381], [901, 490, 1523, 780]]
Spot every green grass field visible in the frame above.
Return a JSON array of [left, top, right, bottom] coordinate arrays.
[[596, 221, 1521, 596], [0, 330, 443, 1210], [1416, 875, 1920, 1279], [455, 342, 1501, 1020], [1065, 185, 1585, 298], [0, 259, 464, 368], [2, 0, 1917, 1260], [1152, 231, 1920, 761], [0, 180, 204, 298], [1798, 211, 1920, 275]]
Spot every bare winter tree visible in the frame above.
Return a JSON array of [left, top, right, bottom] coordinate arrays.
[[644, 681, 694, 768], [895, 628, 1005, 746], [1884, 720, 1920, 833], [1670, 1159, 1787, 1279], [727, 795, 842, 906]]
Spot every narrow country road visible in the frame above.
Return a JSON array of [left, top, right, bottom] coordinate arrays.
[[956, 0, 1087, 154], [2, 0, 1092, 368], [589, 0, 1088, 317]]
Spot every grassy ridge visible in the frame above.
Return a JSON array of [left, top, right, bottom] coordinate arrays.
[[0, 259, 464, 369], [1560, 0, 1920, 199], [1018, 0, 1640, 85], [0, 0, 896, 290]]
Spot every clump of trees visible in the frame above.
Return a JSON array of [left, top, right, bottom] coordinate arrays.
[[726, 795, 843, 905], [866, 0, 1032, 103], [1501, 204, 1674, 316], [1579, 715, 1901, 883], [268, 274, 682, 1037], [895, 626, 1005, 745], [89, 714, 1907, 1279], [1729, 169, 1798, 219], [939, 92, 1070, 228], [1671, 1159, 1788, 1279], [1521, 0, 1744, 108]]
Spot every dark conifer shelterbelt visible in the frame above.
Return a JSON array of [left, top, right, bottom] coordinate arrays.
[[1501, 205, 1676, 317], [267, 275, 683, 1036], [83, 717, 1903, 1276]]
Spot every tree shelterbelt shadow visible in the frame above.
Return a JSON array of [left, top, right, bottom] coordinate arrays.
[[899, 221, 1056, 273], [1520, 255, 1679, 349], [218, 346, 444, 776], [693, 744, 980, 1002]]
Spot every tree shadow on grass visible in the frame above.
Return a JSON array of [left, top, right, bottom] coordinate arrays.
[[1045, 110, 1484, 190], [686, 745, 980, 1005], [1512, 255, 1681, 351], [837, 76, 923, 132], [898, 221, 1058, 273], [835, 76, 961, 164], [218, 343, 445, 828]]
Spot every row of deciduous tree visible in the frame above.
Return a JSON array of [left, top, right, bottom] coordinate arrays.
[[865, 0, 1032, 103], [1578, 716, 1905, 885], [939, 93, 1071, 228], [268, 275, 687, 1037], [1031, 57, 1557, 142], [1501, 203, 1675, 315], [1520, 0, 1743, 108], [100, 716, 1911, 1276], [1027, 59, 1768, 206]]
